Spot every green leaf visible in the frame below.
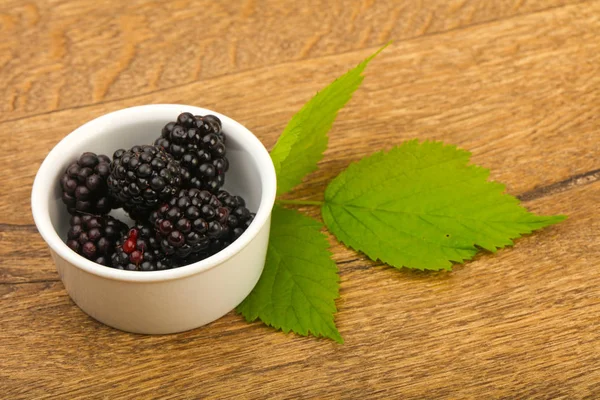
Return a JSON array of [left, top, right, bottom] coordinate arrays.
[[270, 44, 388, 196], [237, 205, 343, 343], [322, 140, 566, 271]]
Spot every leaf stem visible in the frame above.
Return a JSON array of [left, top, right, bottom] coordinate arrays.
[[277, 199, 324, 206]]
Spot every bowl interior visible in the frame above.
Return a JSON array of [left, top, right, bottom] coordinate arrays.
[[34, 105, 274, 280]]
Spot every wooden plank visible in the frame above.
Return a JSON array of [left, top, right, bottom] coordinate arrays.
[[0, 0, 580, 122], [0, 225, 57, 284], [2, 1, 599, 225], [1, 183, 598, 399], [3, 163, 598, 285], [2, 0, 600, 398]]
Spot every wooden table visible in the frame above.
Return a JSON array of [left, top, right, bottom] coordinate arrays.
[[2, 0, 599, 398]]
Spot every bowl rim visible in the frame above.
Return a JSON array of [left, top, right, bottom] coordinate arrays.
[[31, 104, 277, 283]]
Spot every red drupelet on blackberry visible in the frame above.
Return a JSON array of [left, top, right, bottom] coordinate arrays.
[[60, 152, 114, 215], [107, 145, 183, 220], [149, 188, 254, 262], [111, 223, 180, 271], [66, 214, 128, 266], [154, 112, 228, 193]]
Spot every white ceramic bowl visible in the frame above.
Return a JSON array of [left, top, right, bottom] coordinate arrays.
[[31, 104, 276, 334]]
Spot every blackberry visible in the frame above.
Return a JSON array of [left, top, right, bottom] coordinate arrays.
[[66, 214, 128, 266], [154, 112, 228, 193], [60, 152, 114, 215], [149, 188, 253, 260], [215, 189, 255, 241], [107, 145, 183, 220], [111, 223, 178, 271]]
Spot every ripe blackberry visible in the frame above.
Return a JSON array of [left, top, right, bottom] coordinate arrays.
[[60, 152, 114, 215], [111, 223, 178, 271], [149, 188, 253, 260], [66, 214, 128, 266], [107, 145, 183, 220], [154, 112, 228, 193]]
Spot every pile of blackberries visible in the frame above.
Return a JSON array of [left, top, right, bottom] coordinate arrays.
[[60, 113, 254, 271]]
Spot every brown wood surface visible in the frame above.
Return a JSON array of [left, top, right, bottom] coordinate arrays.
[[1, 0, 599, 398]]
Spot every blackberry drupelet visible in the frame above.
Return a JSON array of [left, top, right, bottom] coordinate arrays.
[[154, 112, 228, 193], [66, 214, 128, 266], [107, 145, 183, 220], [149, 188, 254, 261], [60, 152, 114, 215], [111, 223, 178, 271]]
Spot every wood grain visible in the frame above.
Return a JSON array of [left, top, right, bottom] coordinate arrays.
[[1, 0, 599, 398], [0, 0, 583, 122]]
